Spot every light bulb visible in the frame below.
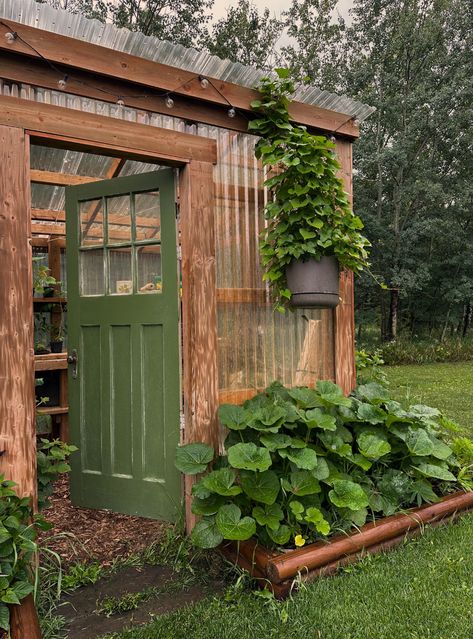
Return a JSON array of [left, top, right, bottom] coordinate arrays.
[[228, 107, 236, 118], [58, 77, 67, 90], [5, 31, 17, 43], [116, 98, 125, 107], [199, 76, 209, 89], [165, 96, 174, 109]]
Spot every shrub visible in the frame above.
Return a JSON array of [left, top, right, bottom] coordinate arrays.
[[376, 337, 473, 366], [176, 381, 468, 550]]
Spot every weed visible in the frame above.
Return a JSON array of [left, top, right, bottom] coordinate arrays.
[[62, 561, 103, 590]]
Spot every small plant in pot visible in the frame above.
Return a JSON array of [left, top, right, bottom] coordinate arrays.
[[50, 324, 64, 353], [33, 256, 59, 297], [249, 70, 370, 311]]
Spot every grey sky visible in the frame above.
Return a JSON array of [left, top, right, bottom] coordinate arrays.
[[211, 0, 354, 21]]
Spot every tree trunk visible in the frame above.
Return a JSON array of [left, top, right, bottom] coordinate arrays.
[[463, 301, 472, 338], [386, 289, 400, 341]]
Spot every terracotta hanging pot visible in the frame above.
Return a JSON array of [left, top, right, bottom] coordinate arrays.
[[286, 256, 340, 308]]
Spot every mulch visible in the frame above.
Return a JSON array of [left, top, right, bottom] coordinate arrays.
[[38, 475, 169, 568]]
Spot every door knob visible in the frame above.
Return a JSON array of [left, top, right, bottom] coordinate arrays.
[[67, 349, 78, 379]]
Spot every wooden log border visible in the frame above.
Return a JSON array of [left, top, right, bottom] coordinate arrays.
[[221, 490, 473, 598]]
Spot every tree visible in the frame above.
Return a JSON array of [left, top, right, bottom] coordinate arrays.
[[207, 0, 283, 69]]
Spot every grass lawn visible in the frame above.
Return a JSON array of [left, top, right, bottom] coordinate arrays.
[[102, 363, 473, 639], [385, 361, 473, 436]]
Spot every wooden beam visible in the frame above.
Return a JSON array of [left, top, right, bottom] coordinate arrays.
[[0, 125, 41, 638], [0, 52, 250, 134], [334, 140, 356, 395], [34, 353, 68, 371], [180, 161, 219, 532], [0, 95, 217, 165], [30, 169, 101, 186], [0, 20, 359, 138], [31, 236, 66, 248]]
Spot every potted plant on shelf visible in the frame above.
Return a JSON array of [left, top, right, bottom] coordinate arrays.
[[249, 70, 370, 311], [49, 325, 64, 353], [33, 256, 59, 298]]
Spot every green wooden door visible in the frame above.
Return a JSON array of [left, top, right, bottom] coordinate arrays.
[[66, 170, 181, 521]]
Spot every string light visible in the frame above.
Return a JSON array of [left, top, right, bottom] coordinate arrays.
[[57, 75, 68, 90], [0, 21, 240, 122]]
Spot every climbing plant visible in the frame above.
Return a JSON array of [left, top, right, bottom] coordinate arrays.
[[249, 69, 370, 310]]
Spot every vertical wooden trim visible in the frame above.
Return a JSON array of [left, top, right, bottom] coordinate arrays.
[[334, 140, 356, 394], [0, 126, 37, 501], [179, 161, 219, 531]]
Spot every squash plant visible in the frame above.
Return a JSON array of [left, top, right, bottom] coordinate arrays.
[[176, 381, 467, 549], [248, 69, 370, 311]]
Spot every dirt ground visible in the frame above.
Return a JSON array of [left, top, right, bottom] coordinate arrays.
[[39, 475, 169, 567]]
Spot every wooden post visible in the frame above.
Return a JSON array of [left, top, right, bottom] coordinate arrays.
[[334, 140, 357, 394], [0, 126, 41, 637], [179, 161, 219, 532]]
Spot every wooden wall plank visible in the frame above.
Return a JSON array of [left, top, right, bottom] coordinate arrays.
[[0, 125, 37, 501], [179, 161, 219, 531], [334, 140, 356, 394], [0, 95, 217, 165], [0, 21, 359, 137]]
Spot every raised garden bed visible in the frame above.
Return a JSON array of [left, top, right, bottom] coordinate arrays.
[[221, 490, 473, 598]]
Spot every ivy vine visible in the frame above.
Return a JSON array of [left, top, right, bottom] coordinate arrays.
[[249, 69, 370, 311]]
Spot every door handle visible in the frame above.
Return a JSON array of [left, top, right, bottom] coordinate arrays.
[[67, 349, 78, 379]]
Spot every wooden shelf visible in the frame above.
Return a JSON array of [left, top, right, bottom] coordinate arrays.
[[35, 353, 68, 371], [33, 297, 67, 304], [37, 406, 68, 416]]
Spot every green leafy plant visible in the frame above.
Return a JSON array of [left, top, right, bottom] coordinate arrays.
[[0, 477, 49, 634], [37, 439, 78, 511], [62, 561, 103, 590], [249, 69, 370, 310], [33, 257, 59, 297], [355, 348, 387, 385], [176, 381, 467, 550]]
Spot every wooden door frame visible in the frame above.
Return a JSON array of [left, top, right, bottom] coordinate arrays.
[[0, 95, 219, 530]]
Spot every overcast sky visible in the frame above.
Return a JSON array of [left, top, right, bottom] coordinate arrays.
[[211, 0, 354, 21]]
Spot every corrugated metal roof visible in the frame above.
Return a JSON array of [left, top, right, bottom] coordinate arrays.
[[0, 0, 375, 122]]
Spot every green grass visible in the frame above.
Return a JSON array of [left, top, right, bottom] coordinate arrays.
[[104, 514, 473, 639], [385, 361, 473, 435], [102, 362, 473, 639]]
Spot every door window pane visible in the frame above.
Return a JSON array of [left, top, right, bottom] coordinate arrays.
[[135, 191, 161, 242], [109, 247, 133, 295], [137, 245, 162, 293], [80, 199, 103, 247], [80, 249, 104, 296], [107, 194, 131, 244]]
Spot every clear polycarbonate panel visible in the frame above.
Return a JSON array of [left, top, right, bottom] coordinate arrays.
[[106, 195, 132, 244], [135, 190, 161, 242], [80, 249, 104, 296], [137, 244, 162, 293], [109, 248, 132, 295], [80, 198, 103, 247]]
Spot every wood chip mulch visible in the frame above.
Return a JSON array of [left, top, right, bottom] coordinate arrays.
[[38, 475, 169, 568]]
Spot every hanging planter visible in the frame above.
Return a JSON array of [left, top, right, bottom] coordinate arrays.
[[286, 256, 340, 308], [249, 69, 370, 312]]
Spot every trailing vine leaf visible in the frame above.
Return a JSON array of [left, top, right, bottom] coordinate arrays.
[[240, 470, 280, 505], [227, 443, 272, 472], [328, 480, 369, 510], [216, 505, 256, 541], [191, 517, 223, 549], [175, 443, 214, 474], [202, 468, 242, 496]]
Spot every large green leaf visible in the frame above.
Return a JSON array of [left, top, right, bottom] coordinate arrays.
[[357, 427, 391, 460], [216, 504, 256, 541], [252, 504, 283, 530], [303, 408, 337, 431], [429, 436, 453, 460], [287, 387, 320, 408], [357, 403, 386, 425], [356, 383, 390, 403], [191, 493, 226, 516], [259, 433, 292, 451], [266, 524, 291, 546], [279, 447, 318, 470], [282, 470, 321, 496], [175, 443, 214, 475], [328, 480, 369, 510], [413, 461, 456, 481], [240, 470, 280, 505], [406, 429, 434, 456], [191, 517, 223, 549], [0, 602, 9, 632], [218, 404, 248, 430], [319, 431, 352, 457], [227, 443, 272, 472], [312, 457, 330, 480], [377, 469, 412, 506], [316, 380, 352, 407], [202, 468, 242, 496], [250, 406, 286, 432], [304, 507, 330, 535]]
